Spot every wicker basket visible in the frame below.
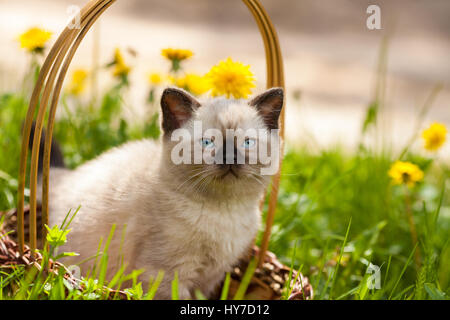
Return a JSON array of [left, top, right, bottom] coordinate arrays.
[[5, 0, 314, 300], [1, 207, 312, 300]]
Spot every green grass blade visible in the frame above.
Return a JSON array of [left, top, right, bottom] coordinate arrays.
[[329, 217, 352, 299], [194, 289, 207, 300], [389, 243, 418, 300], [171, 271, 179, 300], [383, 255, 392, 289], [233, 258, 257, 300], [97, 224, 116, 287], [220, 272, 231, 300], [145, 270, 164, 300]]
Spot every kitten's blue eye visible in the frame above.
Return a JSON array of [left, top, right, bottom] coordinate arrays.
[[202, 138, 215, 148], [242, 138, 256, 149]]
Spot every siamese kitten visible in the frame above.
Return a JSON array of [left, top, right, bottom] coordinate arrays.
[[42, 87, 284, 299]]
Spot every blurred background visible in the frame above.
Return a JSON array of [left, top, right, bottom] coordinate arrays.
[[1, 0, 449, 155]]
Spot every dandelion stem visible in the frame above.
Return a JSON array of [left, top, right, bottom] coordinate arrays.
[[404, 187, 421, 268]]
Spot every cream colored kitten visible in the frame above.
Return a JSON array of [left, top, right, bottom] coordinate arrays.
[[42, 87, 284, 299]]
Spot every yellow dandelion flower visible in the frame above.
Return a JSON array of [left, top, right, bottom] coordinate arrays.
[[388, 161, 424, 187], [161, 48, 193, 61], [422, 122, 447, 152], [112, 48, 131, 77], [113, 63, 131, 78], [149, 72, 163, 85], [18, 27, 52, 53], [67, 69, 88, 95], [206, 58, 255, 99], [113, 48, 126, 65], [162, 48, 193, 72], [175, 73, 210, 96]]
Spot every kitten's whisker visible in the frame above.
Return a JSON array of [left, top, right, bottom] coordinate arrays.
[[175, 167, 216, 192], [179, 168, 217, 195]]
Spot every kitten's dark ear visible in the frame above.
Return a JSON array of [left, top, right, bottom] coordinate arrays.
[[161, 88, 200, 134], [249, 87, 284, 130]]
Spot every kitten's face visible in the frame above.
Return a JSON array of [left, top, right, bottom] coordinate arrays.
[[160, 88, 283, 199]]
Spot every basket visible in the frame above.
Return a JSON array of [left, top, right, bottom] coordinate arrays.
[[8, 0, 313, 300], [1, 206, 313, 299]]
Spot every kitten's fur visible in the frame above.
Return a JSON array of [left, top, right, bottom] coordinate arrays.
[[42, 87, 284, 299]]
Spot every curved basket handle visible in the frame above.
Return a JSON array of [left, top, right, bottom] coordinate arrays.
[[242, 0, 285, 266], [17, 0, 285, 266]]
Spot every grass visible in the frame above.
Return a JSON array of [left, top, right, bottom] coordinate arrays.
[[0, 39, 449, 300], [270, 147, 449, 300]]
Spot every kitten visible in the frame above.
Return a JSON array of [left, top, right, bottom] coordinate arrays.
[[41, 87, 284, 299]]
